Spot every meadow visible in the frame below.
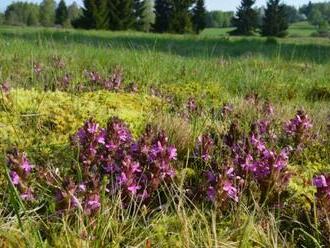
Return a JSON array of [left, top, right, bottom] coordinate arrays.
[[0, 25, 329, 247]]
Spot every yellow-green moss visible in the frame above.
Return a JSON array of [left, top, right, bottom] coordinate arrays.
[[0, 89, 159, 152]]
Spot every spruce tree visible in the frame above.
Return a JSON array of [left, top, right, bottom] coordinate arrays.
[[95, 0, 109, 29], [73, 0, 107, 29], [230, 0, 258, 35], [192, 0, 206, 34], [108, 0, 135, 30], [153, 0, 173, 33], [133, 0, 145, 31], [55, 0, 68, 26], [261, 0, 288, 37], [140, 0, 155, 32], [74, 0, 97, 29], [68, 2, 82, 25], [169, 0, 193, 34]]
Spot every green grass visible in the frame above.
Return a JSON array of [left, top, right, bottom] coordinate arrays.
[[0, 25, 329, 247], [288, 21, 317, 37], [200, 27, 234, 37], [200, 22, 318, 38]]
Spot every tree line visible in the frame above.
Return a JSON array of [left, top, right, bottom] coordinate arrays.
[[1, 0, 329, 36], [75, 0, 207, 34], [231, 0, 330, 37], [300, 1, 330, 34], [0, 0, 208, 34], [2, 0, 81, 28]]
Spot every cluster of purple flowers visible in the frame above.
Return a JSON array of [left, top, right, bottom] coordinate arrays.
[[85, 67, 125, 91], [6, 149, 34, 201], [54, 177, 101, 215], [81, 68, 139, 93], [205, 168, 243, 203], [6, 118, 176, 215], [233, 133, 292, 183], [186, 97, 198, 113], [313, 174, 330, 212], [229, 116, 293, 194], [284, 110, 312, 145], [69, 117, 176, 211], [196, 109, 312, 206], [195, 134, 214, 162]]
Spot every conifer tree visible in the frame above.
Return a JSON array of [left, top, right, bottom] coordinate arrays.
[[68, 2, 82, 25], [192, 0, 207, 34], [108, 0, 135, 30], [153, 0, 173, 33], [261, 0, 288, 37], [73, 0, 108, 29], [95, 0, 109, 29], [230, 0, 258, 35], [169, 0, 193, 34], [140, 0, 155, 32], [133, 0, 145, 30], [55, 0, 68, 26], [74, 0, 97, 29]]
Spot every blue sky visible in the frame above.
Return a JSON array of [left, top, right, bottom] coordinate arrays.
[[0, 0, 327, 12]]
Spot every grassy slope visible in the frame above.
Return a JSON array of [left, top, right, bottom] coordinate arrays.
[[0, 26, 329, 247]]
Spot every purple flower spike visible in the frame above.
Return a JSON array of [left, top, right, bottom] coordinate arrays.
[[223, 180, 239, 202], [313, 175, 328, 188], [1, 81, 10, 95], [195, 134, 214, 162], [186, 97, 197, 113], [34, 63, 42, 75], [84, 193, 101, 215], [285, 110, 312, 137], [21, 153, 32, 174], [168, 146, 177, 160], [207, 186, 216, 202], [127, 184, 141, 195], [10, 171, 20, 185]]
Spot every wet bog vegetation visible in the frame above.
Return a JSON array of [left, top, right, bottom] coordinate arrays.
[[0, 27, 330, 247]]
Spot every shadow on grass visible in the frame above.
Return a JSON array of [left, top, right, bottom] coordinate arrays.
[[1, 27, 330, 63]]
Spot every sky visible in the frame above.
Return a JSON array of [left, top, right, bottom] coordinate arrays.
[[0, 0, 327, 13]]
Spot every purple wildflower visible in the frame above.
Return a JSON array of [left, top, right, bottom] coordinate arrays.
[[127, 184, 141, 195], [1, 81, 10, 95], [186, 97, 197, 113], [223, 180, 239, 202], [88, 71, 102, 83], [314, 175, 328, 188], [313, 174, 330, 212], [34, 63, 42, 75], [168, 146, 177, 160], [84, 193, 101, 215], [256, 120, 270, 135], [61, 74, 70, 88], [207, 186, 216, 202], [195, 134, 214, 162], [285, 110, 312, 136], [10, 171, 20, 185]]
